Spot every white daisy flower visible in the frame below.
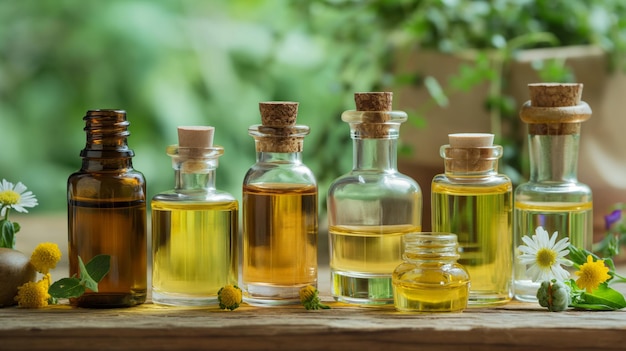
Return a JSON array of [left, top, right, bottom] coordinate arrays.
[[517, 226, 571, 282], [0, 179, 39, 217]]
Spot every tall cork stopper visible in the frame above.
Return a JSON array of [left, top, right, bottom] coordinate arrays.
[[178, 126, 214, 149], [444, 133, 500, 172], [354, 92, 393, 137], [172, 126, 221, 173], [520, 83, 591, 135], [255, 101, 307, 153]]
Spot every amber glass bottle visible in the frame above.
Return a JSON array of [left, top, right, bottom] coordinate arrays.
[[67, 109, 147, 307], [242, 102, 318, 306]]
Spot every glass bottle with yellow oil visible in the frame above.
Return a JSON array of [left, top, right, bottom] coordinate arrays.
[[242, 102, 318, 306], [67, 109, 147, 308], [431, 133, 512, 306], [514, 83, 593, 301], [392, 232, 470, 312], [151, 126, 238, 306], [327, 92, 422, 305]]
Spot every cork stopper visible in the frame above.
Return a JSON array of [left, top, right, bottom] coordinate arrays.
[[178, 126, 214, 148], [354, 92, 393, 112], [352, 92, 395, 137], [253, 101, 307, 153], [259, 102, 298, 127], [444, 133, 500, 173], [528, 83, 581, 107], [520, 83, 591, 135], [449, 133, 494, 148]]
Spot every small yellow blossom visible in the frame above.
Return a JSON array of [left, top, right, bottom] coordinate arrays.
[[218, 285, 242, 311], [299, 285, 330, 310], [575, 255, 611, 293], [30, 242, 62, 274], [15, 280, 50, 308]]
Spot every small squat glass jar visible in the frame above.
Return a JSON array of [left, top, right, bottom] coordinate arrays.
[[392, 232, 470, 312]]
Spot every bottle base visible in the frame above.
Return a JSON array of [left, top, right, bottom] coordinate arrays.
[[72, 291, 146, 308], [243, 282, 312, 306], [331, 270, 393, 305], [151, 290, 218, 307], [468, 292, 512, 307], [514, 280, 539, 302]]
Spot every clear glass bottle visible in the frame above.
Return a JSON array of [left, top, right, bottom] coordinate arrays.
[[242, 102, 318, 306], [327, 92, 422, 305], [392, 232, 470, 312], [514, 83, 593, 301], [431, 133, 513, 306], [67, 109, 147, 308], [151, 126, 238, 306]]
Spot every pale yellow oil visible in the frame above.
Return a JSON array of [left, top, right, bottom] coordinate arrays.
[[329, 224, 421, 304], [513, 200, 592, 301], [393, 265, 469, 312], [151, 200, 238, 306], [431, 182, 512, 306], [242, 183, 317, 304]]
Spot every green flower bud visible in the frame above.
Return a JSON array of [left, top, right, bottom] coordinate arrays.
[[537, 280, 571, 312]]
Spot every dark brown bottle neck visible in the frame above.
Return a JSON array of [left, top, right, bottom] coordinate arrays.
[[80, 109, 135, 171]]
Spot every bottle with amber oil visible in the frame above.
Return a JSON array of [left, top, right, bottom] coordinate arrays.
[[242, 102, 318, 306], [327, 92, 422, 305], [392, 232, 470, 312], [431, 133, 512, 306], [151, 126, 238, 306], [514, 83, 593, 301], [67, 109, 147, 307]]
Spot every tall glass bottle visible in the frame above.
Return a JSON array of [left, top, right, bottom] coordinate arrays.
[[151, 126, 238, 306], [67, 109, 147, 308], [242, 102, 318, 306], [431, 133, 513, 306], [327, 92, 422, 305], [514, 83, 593, 301]]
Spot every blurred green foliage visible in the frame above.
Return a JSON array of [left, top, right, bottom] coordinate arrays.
[[0, 0, 394, 212]]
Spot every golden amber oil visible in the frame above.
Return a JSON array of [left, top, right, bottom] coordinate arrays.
[[393, 263, 469, 312], [68, 198, 147, 307], [151, 200, 238, 302], [431, 182, 512, 305], [243, 183, 318, 288], [329, 224, 420, 274]]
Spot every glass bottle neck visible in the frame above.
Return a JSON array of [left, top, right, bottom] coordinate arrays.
[[175, 169, 216, 191], [81, 158, 133, 172], [256, 151, 302, 164], [528, 132, 580, 182], [353, 138, 397, 171]]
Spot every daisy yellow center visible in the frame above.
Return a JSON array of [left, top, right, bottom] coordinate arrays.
[[0, 190, 20, 205], [535, 248, 557, 268]]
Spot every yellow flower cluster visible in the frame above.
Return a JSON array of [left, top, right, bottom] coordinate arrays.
[[30, 242, 62, 274], [15, 281, 50, 308]]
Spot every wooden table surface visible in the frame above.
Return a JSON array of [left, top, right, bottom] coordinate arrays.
[[3, 214, 626, 351]]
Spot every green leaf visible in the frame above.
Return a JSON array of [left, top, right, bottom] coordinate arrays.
[[49, 277, 85, 299], [0, 219, 15, 249], [423, 76, 448, 107], [12, 222, 20, 234], [85, 254, 111, 283], [78, 256, 99, 292], [568, 244, 588, 266], [577, 284, 626, 310]]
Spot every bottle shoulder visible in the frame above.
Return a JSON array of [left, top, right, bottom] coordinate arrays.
[[152, 189, 237, 204], [328, 171, 421, 195], [243, 162, 317, 186], [514, 181, 592, 197]]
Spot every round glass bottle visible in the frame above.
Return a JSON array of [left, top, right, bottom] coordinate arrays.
[[327, 92, 422, 305], [514, 83, 593, 301], [392, 232, 470, 312], [431, 133, 512, 306], [151, 126, 238, 306], [67, 109, 147, 308], [242, 102, 318, 306]]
